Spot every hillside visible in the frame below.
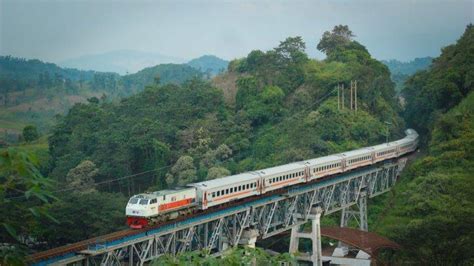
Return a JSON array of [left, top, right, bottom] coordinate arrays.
[[121, 64, 203, 95], [0, 57, 205, 140], [59, 50, 186, 74], [0, 56, 100, 83], [187, 55, 229, 77], [374, 25, 474, 265]]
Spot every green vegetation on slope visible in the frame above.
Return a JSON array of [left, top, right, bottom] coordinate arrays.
[[403, 25, 474, 140], [0, 57, 205, 140], [373, 25, 474, 265]]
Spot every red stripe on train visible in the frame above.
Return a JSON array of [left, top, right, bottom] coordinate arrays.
[[158, 198, 193, 211]]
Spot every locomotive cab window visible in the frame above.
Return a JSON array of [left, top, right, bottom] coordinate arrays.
[[129, 198, 139, 204]]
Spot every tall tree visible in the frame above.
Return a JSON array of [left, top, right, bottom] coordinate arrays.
[[317, 24, 355, 55]]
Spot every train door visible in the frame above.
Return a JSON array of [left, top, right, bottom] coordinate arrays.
[[202, 191, 208, 209], [304, 166, 310, 182]]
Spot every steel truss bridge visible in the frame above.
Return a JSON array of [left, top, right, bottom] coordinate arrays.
[[34, 159, 406, 266]]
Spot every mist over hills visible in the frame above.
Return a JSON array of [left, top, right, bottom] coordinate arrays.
[[381, 57, 433, 91], [59, 50, 187, 75], [382, 57, 433, 76]]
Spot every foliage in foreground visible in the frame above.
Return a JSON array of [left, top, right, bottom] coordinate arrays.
[[152, 247, 295, 266]]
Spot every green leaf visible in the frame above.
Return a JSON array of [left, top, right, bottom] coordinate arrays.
[[3, 223, 18, 240]]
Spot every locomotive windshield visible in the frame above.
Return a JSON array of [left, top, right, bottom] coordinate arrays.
[[139, 199, 149, 205], [128, 198, 139, 204]]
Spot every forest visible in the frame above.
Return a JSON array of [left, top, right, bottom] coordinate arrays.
[[1, 24, 473, 265]]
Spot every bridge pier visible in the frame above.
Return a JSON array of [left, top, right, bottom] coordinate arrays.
[[334, 191, 369, 258], [289, 207, 323, 266], [239, 229, 259, 248]]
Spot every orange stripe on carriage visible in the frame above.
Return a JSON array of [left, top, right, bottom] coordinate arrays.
[[158, 198, 193, 211]]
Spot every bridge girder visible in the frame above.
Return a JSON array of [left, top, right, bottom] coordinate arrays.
[[49, 160, 403, 266]]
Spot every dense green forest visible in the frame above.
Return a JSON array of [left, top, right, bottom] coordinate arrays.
[[1, 24, 473, 265]]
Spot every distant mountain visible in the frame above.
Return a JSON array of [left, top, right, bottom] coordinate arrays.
[[382, 57, 433, 76], [59, 50, 186, 75], [121, 64, 203, 94], [382, 57, 433, 91], [187, 55, 229, 76]]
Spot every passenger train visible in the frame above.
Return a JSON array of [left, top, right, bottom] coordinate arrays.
[[126, 129, 419, 228]]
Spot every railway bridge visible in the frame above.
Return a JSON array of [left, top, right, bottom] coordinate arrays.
[[31, 158, 406, 266]]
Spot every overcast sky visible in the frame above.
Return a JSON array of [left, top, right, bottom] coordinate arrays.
[[1, 0, 473, 63]]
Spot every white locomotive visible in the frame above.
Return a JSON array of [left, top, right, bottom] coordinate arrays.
[[126, 129, 419, 228]]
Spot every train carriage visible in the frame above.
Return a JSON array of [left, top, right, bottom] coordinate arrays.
[[341, 147, 374, 171], [190, 172, 261, 210], [261, 163, 307, 193], [307, 155, 344, 181]]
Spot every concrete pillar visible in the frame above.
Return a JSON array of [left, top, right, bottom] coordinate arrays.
[[239, 229, 259, 248], [289, 207, 323, 266], [359, 192, 368, 232]]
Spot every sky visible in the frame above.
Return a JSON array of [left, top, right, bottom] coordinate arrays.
[[1, 0, 473, 63]]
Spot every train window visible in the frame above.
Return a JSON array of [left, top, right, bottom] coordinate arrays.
[[212, 192, 216, 198], [226, 189, 229, 194], [238, 186, 241, 191], [246, 184, 249, 189], [217, 191, 220, 197], [139, 199, 149, 205]]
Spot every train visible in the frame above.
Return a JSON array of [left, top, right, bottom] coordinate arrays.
[[126, 129, 419, 228]]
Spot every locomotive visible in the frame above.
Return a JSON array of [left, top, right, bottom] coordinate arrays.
[[126, 129, 419, 228]]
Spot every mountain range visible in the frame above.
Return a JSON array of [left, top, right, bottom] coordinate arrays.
[[59, 50, 229, 76]]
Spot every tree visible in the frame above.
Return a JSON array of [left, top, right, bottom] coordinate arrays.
[[165, 156, 197, 186], [206, 167, 231, 180], [0, 148, 56, 264], [65, 160, 98, 193], [22, 125, 39, 142], [33, 191, 127, 248], [152, 246, 296, 265], [317, 25, 355, 55], [275, 36, 308, 65]]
